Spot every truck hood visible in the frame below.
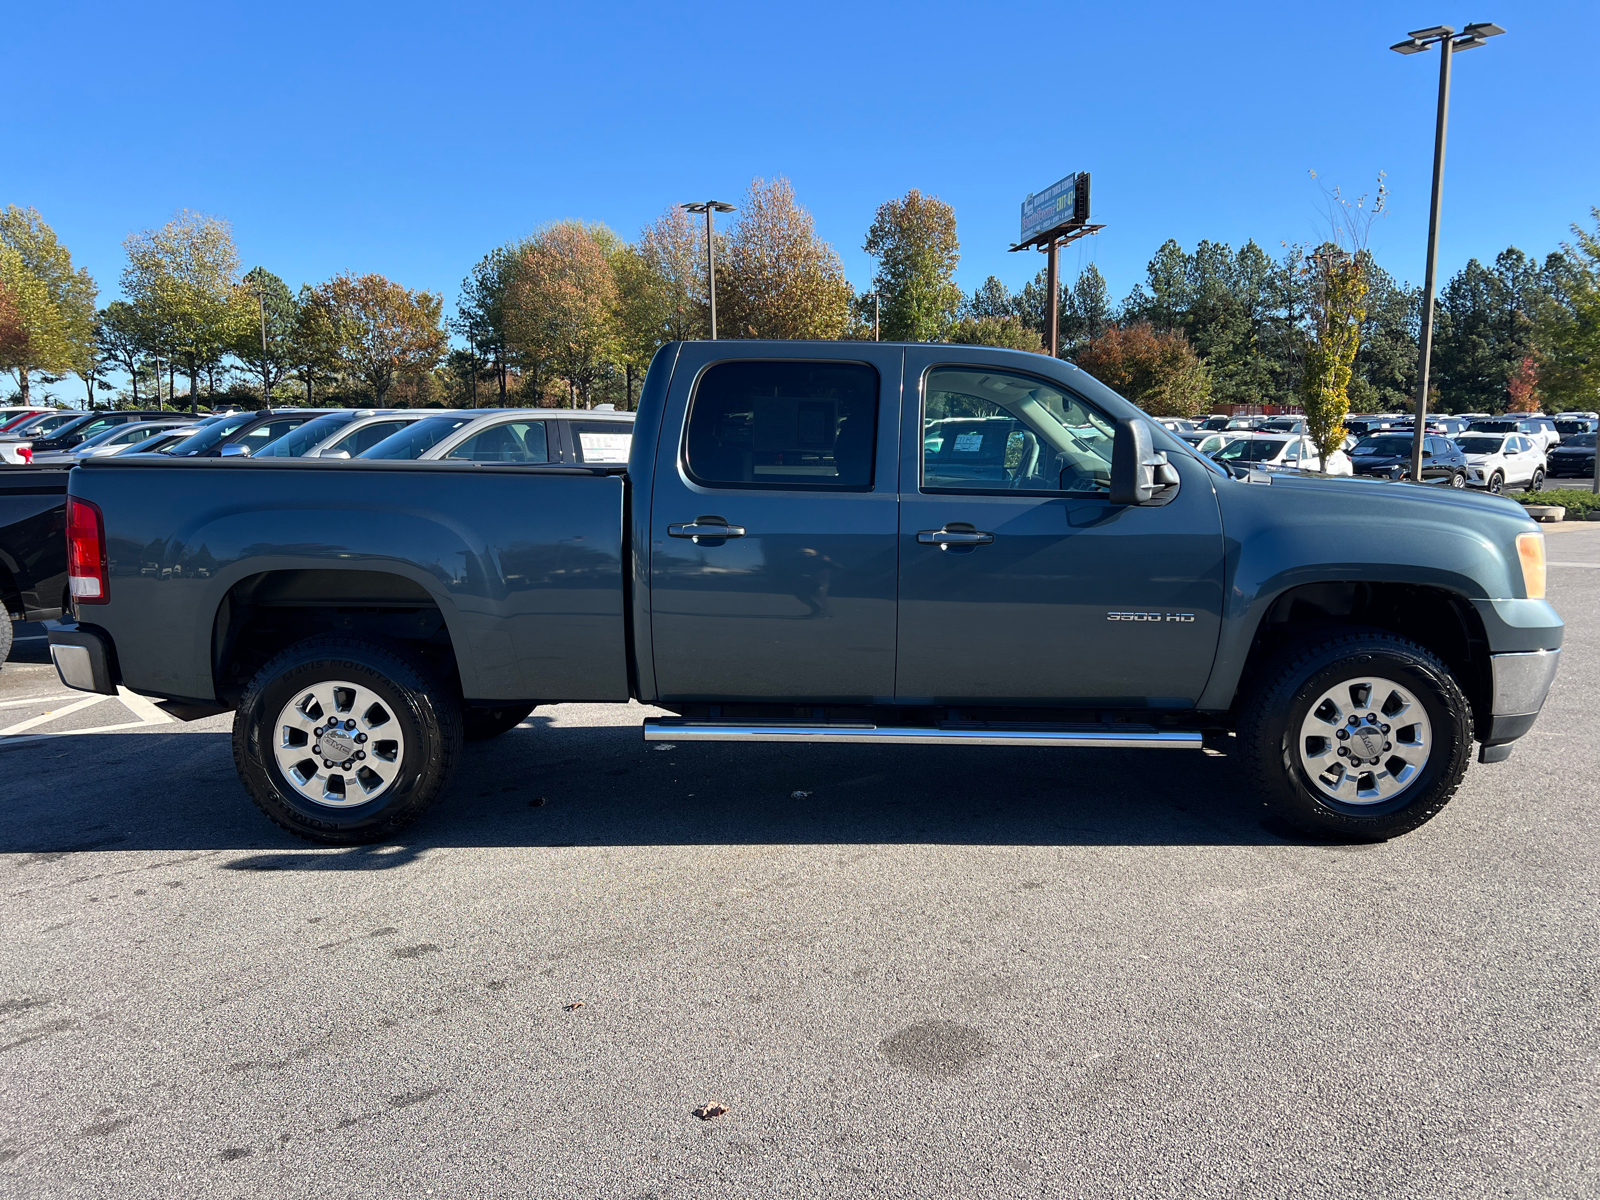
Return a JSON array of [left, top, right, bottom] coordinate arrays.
[[1226, 468, 1529, 519]]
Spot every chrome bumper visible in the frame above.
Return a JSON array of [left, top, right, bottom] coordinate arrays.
[[1478, 649, 1561, 762]]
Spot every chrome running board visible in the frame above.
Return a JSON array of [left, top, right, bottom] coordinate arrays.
[[641, 718, 1202, 750]]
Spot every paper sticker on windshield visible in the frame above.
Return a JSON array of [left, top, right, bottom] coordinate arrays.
[[579, 432, 632, 463], [954, 432, 984, 453]]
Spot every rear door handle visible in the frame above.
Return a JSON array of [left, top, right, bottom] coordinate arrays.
[[668, 520, 746, 542], [917, 528, 994, 546]]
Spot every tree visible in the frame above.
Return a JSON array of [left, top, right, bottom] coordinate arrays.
[[967, 275, 1015, 321], [1505, 356, 1540, 413], [1538, 210, 1600, 415], [453, 246, 526, 405], [1074, 324, 1211, 417], [121, 211, 248, 409], [611, 243, 671, 406], [719, 177, 852, 339], [637, 205, 710, 341], [1301, 246, 1368, 465], [232, 267, 299, 404], [1061, 264, 1113, 355], [863, 188, 962, 341], [290, 284, 344, 405], [0, 206, 98, 404], [97, 301, 153, 407], [310, 273, 448, 405], [506, 221, 619, 407], [945, 315, 1042, 352], [1351, 264, 1418, 412]]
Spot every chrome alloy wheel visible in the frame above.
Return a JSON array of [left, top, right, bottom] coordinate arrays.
[[1297, 675, 1432, 805], [272, 681, 406, 808]]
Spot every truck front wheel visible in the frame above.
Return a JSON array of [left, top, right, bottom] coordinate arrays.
[[233, 637, 463, 844], [1239, 630, 1471, 840]]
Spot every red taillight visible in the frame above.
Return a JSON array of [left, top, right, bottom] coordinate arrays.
[[67, 497, 108, 604], [17, 446, 32, 463]]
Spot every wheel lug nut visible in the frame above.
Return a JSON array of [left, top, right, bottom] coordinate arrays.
[[322, 759, 334, 769], [1337, 747, 1348, 756], [1366, 713, 1377, 722], [355, 733, 367, 744], [1384, 742, 1392, 751], [1347, 716, 1359, 726], [1337, 729, 1349, 740], [355, 750, 366, 760], [1381, 724, 1390, 733], [345, 720, 356, 730]]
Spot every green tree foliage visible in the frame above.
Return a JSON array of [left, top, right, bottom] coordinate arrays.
[[97, 301, 152, 407], [945, 314, 1042, 352], [121, 211, 249, 407], [1074, 324, 1211, 417], [453, 245, 528, 405], [720, 177, 852, 340], [507, 221, 620, 406], [290, 284, 343, 404], [232, 267, 299, 404], [967, 275, 1015, 321], [1537, 209, 1600, 414], [0, 206, 98, 403], [308, 272, 448, 405], [863, 188, 962, 341], [1433, 248, 1558, 413], [1300, 248, 1368, 464], [1350, 263, 1418, 412]]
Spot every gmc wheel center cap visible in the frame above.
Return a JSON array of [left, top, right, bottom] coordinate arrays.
[[322, 731, 356, 757], [1352, 728, 1384, 757]]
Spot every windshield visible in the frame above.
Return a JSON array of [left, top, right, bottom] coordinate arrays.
[[1456, 436, 1507, 454], [1558, 433, 1597, 448], [1215, 438, 1288, 462], [1555, 420, 1596, 435], [253, 412, 355, 458], [163, 412, 258, 456], [358, 415, 471, 459], [1260, 420, 1298, 432], [1468, 421, 1517, 434], [1354, 436, 1414, 456]]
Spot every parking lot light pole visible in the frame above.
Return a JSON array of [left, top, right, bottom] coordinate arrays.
[[1392, 21, 1505, 484], [682, 201, 735, 339]]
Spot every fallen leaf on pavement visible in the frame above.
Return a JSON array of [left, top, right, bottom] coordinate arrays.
[[692, 1102, 729, 1120], [563, 1001, 585, 1011]]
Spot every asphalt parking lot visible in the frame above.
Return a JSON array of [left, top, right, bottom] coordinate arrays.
[[2, 525, 1597, 1200]]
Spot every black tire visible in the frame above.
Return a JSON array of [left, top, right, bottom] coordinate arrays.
[[1487, 471, 1504, 495], [463, 703, 536, 741], [0, 614, 12, 666], [1448, 470, 1467, 489], [1529, 468, 1545, 493], [1239, 629, 1472, 840], [232, 637, 463, 844]]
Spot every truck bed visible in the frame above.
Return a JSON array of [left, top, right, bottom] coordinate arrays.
[[68, 456, 631, 705]]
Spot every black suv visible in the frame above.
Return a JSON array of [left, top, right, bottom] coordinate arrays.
[[28, 410, 173, 453], [1349, 432, 1470, 487]]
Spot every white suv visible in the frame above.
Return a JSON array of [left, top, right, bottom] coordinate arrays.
[[1455, 431, 1547, 494]]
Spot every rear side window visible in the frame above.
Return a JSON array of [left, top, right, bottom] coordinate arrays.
[[684, 361, 878, 490], [444, 420, 549, 463], [331, 419, 410, 455], [569, 420, 633, 464], [236, 417, 309, 450], [360, 416, 472, 460]]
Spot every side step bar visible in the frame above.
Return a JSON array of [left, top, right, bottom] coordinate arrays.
[[642, 718, 1202, 750]]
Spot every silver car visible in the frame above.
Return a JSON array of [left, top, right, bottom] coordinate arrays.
[[305, 411, 436, 458], [29, 419, 194, 463], [358, 409, 635, 464]]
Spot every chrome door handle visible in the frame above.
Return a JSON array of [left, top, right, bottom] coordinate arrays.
[[917, 528, 994, 546], [668, 520, 746, 542]]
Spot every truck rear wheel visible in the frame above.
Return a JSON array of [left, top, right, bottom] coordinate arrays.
[[1238, 629, 1471, 840], [233, 637, 462, 844]]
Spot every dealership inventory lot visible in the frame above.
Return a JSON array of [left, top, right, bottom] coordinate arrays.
[[1, 530, 1597, 1199]]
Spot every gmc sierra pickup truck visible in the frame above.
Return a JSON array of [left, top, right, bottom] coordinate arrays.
[[48, 341, 1562, 844]]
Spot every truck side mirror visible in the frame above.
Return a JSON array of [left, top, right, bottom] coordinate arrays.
[[1110, 417, 1178, 505]]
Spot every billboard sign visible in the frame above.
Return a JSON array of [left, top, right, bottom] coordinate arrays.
[[1020, 173, 1090, 242]]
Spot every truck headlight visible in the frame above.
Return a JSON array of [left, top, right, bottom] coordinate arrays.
[[1516, 531, 1546, 600]]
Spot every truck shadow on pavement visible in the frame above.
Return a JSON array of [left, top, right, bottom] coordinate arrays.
[[2, 713, 1362, 863]]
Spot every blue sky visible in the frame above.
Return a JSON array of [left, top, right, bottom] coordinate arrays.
[[11, 1, 1597, 317]]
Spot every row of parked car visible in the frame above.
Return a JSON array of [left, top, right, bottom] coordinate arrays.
[[1148, 409, 1600, 492], [0, 405, 637, 468]]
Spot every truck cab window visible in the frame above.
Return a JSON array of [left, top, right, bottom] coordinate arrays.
[[921, 367, 1112, 494], [684, 360, 878, 490]]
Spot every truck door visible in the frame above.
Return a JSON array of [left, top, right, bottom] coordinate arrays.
[[894, 350, 1225, 708], [648, 344, 903, 704]]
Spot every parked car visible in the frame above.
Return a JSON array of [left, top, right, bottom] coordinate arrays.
[[303, 412, 434, 458], [0, 466, 70, 660], [1176, 430, 1239, 457], [1344, 417, 1394, 438], [1349, 433, 1470, 487], [1546, 433, 1597, 480], [250, 410, 386, 458], [426, 410, 635, 464], [1198, 415, 1233, 431], [1211, 432, 1323, 472], [0, 408, 50, 433], [1467, 417, 1560, 453], [161, 409, 332, 458], [0, 410, 87, 464], [1454, 433, 1547, 494], [47, 341, 1562, 848], [29, 419, 194, 464], [1258, 417, 1305, 434], [1553, 417, 1598, 440], [1554, 410, 1599, 421], [1155, 418, 1196, 434], [26, 410, 174, 455], [1224, 417, 1267, 431]]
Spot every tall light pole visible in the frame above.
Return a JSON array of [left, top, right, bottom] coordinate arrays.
[[1391, 21, 1505, 484], [682, 201, 735, 339]]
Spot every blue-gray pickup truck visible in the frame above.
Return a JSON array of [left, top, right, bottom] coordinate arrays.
[[48, 341, 1562, 843]]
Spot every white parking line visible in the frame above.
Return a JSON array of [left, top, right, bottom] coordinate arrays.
[[0, 695, 111, 736], [1549, 561, 1600, 569], [0, 694, 81, 709], [115, 686, 175, 726]]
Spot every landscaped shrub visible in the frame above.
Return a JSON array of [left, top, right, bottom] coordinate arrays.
[[1518, 488, 1600, 519]]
